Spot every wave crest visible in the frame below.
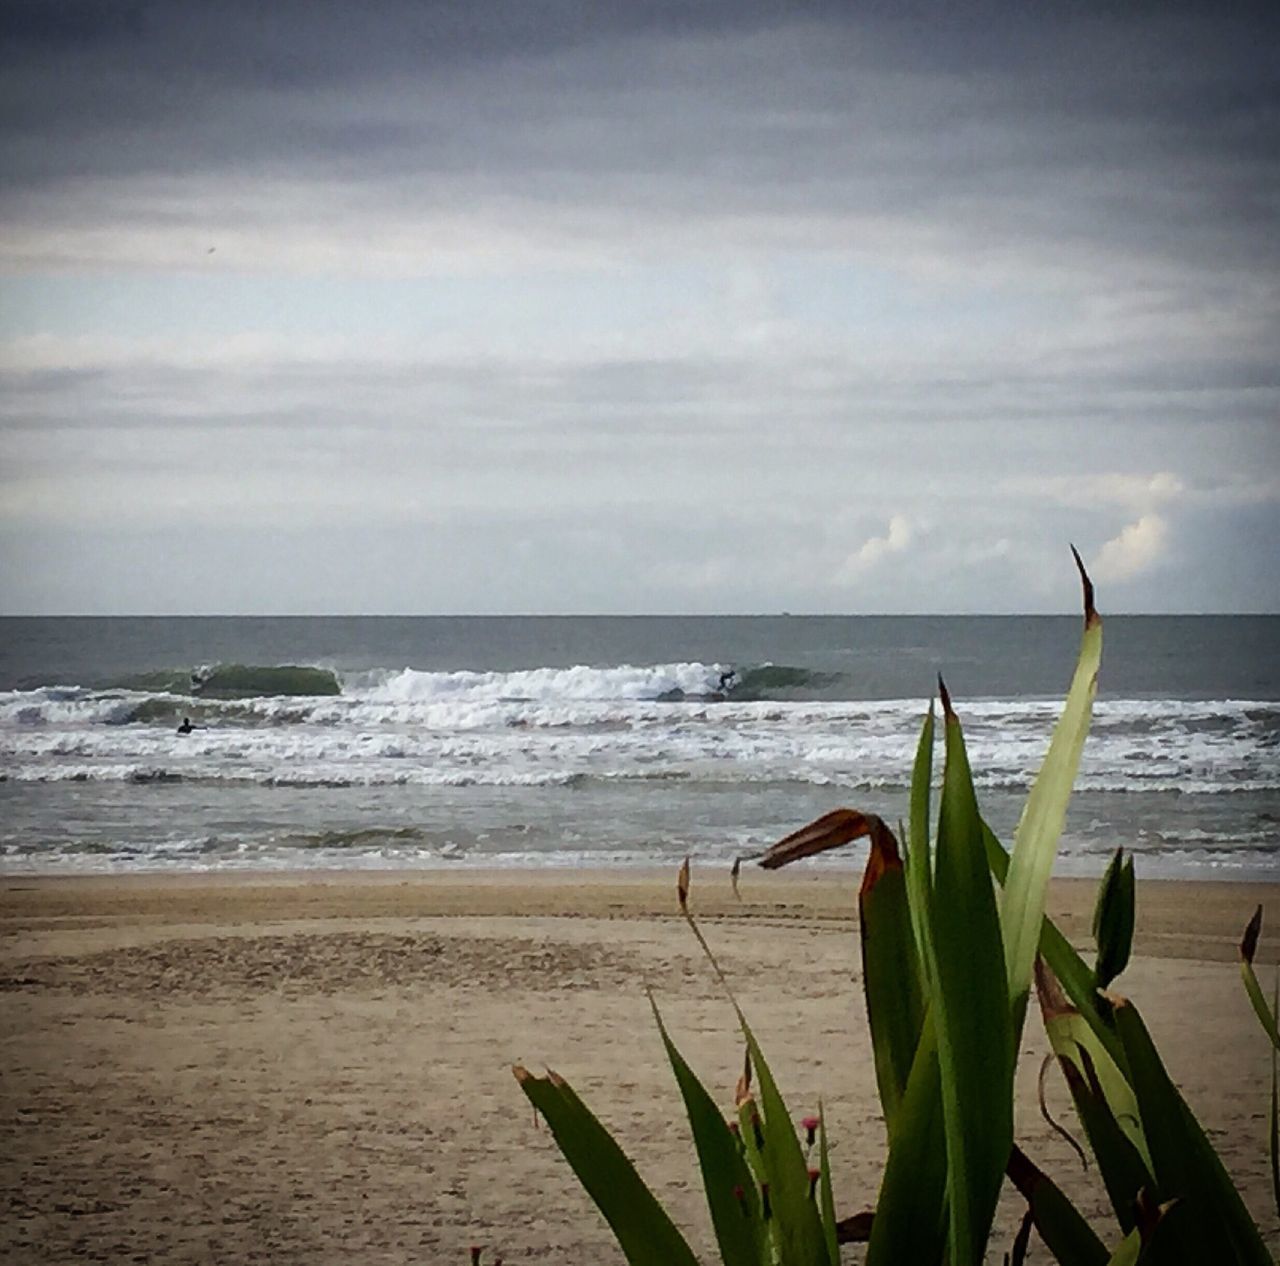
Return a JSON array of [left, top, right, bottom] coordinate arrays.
[[119, 664, 341, 698]]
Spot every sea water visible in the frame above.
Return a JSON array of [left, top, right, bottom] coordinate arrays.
[[0, 615, 1276, 878]]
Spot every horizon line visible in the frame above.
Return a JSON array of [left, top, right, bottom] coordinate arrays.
[[2, 610, 1276, 620]]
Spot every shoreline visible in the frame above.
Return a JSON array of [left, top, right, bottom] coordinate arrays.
[[4, 866, 1276, 962]]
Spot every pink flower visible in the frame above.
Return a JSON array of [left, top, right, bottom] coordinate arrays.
[[801, 1115, 820, 1146]]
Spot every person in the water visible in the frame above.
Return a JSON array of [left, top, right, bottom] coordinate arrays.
[[177, 716, 195, 735], [717, 668, 737, 693]]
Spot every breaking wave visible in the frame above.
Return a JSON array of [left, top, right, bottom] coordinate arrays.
[[1, 688, 1275, 800], [117, 664, 342, 698]]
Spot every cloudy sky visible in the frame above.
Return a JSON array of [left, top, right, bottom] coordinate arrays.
[[1, 1, 1277, 614]]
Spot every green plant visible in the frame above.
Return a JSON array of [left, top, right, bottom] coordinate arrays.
[[1240, 906, 1280, 1223], [511, 554, 1276, 1265]]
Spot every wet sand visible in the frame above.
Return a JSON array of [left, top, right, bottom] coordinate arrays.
[[2, 868, 1277, 1262]]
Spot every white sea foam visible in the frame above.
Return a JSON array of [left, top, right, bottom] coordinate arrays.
[[1, 671, 1276, 801], [3, 613, 1275, 878], [0, 688, 143, 727], [351, 661, 729, 704]]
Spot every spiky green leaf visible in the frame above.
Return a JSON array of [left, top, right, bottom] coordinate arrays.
[[1113, 998, 1273, 1266], [928, 687, 1013, 1266], [1094, 849, 1136, 989], [1270, 976, 1279, 1220], [1035, 958, 1152, 1174], [651, 999, 768, 1266], [906, 703, 936, 979], [1056, 1045, 1154, 1234], [1001, 548, 1101, 1028], [513, 1066, 700, 1266], [865, 1012, 948, 1266], [988, 822, 1131, 1078], [1006, 1143, 1109, 1266], [859, 823, 924, 1134], [817, 1108, 839, 1266], [738, 1017, 834, 1266], [1240, 907, 1280, 1051]]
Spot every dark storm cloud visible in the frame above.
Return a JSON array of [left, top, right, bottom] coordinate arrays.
[[2, 1, 1277, 280], [0, 0, 144, 52]]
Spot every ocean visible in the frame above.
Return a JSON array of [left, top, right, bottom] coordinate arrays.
[[0, 615, 1276, 879]]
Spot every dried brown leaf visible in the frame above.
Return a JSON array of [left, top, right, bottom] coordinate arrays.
[[1242, 904, 1263, 965], [1071, 544, 1099, 630], [734, 1046, 752, 1106], [755, 807, 894, 870], [835, 1210, 875, 1244], [859, 817, 904, 897], [1034, 956, 1074, 1023], [938, 675, 955, 719]]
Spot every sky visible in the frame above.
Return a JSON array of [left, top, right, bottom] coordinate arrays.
[[1, 1, 1277, 614]]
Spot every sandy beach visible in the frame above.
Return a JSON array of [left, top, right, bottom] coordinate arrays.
[[2, 867, 1277, 1263]]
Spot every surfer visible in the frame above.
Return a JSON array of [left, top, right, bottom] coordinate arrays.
[[177, 716, 196, 735], [717, 668, 737, 693]]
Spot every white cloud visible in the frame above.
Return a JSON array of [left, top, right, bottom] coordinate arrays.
[[837, 515, 914, 581], [1013, 474, 1182, 588], [964, 537, 1013, 565], [1010, 470, 1185, 511], [1093, 513, 1170, 582]]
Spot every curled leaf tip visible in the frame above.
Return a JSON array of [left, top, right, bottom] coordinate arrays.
[[859, 820, 904, 897], [677, 856, 690, 912], [1037, 1052, 1088, 1169], [1241, 904, 1262, 964], [1070, 544, 1099, 628], [512, 1064, 530, 1083]]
